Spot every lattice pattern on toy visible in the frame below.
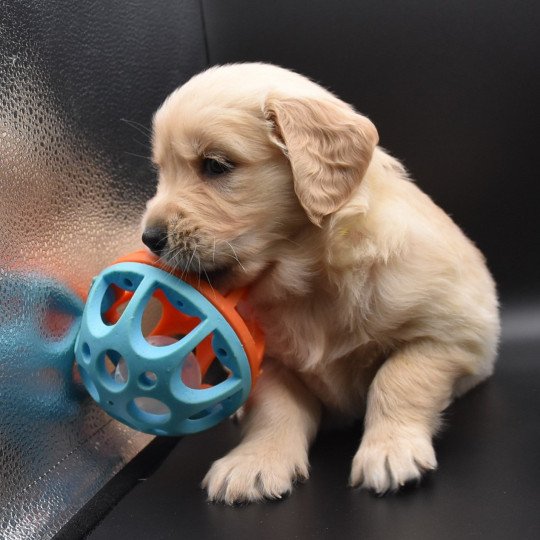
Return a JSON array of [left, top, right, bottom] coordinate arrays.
[[75, 262, 252, 435]]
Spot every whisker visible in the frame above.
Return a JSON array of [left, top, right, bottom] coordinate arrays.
[[163, 235, 185, 255], [201, 265, 217, 299], [184, 245, 198, 279], [179, 253, 188, 280], [152, 247, 170, 267], [157, 239, 193, 280], [133, 138, 152, 151], [124, 151, 153, 162], [154, 243, 177, 268], [120, 118, 152, 137], [219, 252, 242, 261], [225, 241, 247, 273]]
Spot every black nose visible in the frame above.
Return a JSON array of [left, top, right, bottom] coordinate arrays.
[[142, 227, 168, 255]]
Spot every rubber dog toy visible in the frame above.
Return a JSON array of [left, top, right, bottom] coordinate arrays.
[[75, 250, 264, 435]]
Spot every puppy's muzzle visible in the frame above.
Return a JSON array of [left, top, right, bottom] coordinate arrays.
[[142, 226, 168, 256]]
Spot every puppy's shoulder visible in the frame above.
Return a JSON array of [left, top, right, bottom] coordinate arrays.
[[324, 148, 413, 268]]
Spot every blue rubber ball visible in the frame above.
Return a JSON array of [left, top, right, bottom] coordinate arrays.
[[74, 261, 252, 435]]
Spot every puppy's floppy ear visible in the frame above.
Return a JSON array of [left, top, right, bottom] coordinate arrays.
[[264, 95, 378, 226]]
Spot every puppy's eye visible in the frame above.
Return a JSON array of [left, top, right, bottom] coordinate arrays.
[[202, 157, 234, 177]]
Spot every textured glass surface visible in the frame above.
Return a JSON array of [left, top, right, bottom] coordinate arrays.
[[0, 0, 206, 537]]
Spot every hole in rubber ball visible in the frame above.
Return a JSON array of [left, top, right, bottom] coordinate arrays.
[[98, 350, 129, 389], [180, 352, 202, 389], [141, 295, 165, 341], [189, 403, 222, 421], [217, 347, 227, 357], [146, 335, 177, 347], [100, 282, 137, 326], [130, 397, 171, 424], [123, 278, 134, 288], [189, 409, 210, 420], [202, 357, 229, 386], [139, 371, 158, 388], [82, 342, 91, 361]]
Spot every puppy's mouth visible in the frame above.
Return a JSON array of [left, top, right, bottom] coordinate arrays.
[[162, 254, 236, 289], [159, 243, 249, 288], [161, 252, 234, 284]]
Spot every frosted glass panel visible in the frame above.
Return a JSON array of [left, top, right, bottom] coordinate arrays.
[[0, 0, 206, 537]]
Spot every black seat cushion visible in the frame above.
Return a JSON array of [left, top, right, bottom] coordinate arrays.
[[87, 332, 540, 540]]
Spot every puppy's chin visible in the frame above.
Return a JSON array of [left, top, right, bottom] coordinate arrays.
[[202, 265, 237, 290], [201, 267, 251, 293], [200, 260, 270, 293]]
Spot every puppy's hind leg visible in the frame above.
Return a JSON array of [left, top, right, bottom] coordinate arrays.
[[350, 340, 477, 494], [202, 359, 321, 505]]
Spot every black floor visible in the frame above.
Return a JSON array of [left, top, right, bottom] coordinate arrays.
[[87, 337, 540, 540]]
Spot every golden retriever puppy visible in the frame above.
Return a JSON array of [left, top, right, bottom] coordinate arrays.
[[142, 63, 500, 504]]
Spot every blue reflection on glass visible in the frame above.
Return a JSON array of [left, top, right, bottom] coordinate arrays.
[[0, 270, 85, 421]]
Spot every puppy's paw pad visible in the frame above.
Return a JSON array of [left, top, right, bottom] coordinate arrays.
[[349, 430, 437, 494], [202, 446, 309, 505]]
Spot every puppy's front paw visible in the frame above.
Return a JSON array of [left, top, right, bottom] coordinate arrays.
[[349, 427, 437, 494], [202, 443, 309, 505]]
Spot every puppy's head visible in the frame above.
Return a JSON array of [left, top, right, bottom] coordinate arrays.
[[142, 63, 378, 287]]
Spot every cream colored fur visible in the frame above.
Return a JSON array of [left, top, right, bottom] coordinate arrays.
[[143, 63, 500, 504]]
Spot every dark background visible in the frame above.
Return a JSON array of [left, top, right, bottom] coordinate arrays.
[[201, 0, 540, 300]]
